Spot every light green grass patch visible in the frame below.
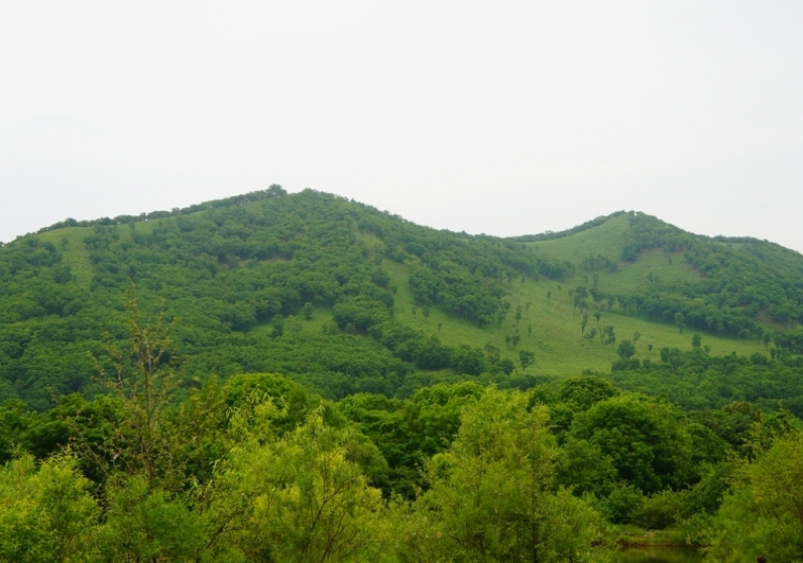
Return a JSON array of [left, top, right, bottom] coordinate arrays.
[[383, 258, 764, 378], [528, 213, 631, 260], [37, 227, 94, 287], [594, 249, 699, 295]]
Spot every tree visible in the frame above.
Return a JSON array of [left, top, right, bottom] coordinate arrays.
[[498, 358, 515, 375], [691, 333, 702, 349], [271, 313, 285, 337], [92, 293, 180, 490], [452, 345, 487, 375], [556, 438, 617, 498], [96, 473, 208, 563], [404, 389, 607, 563], [660, 347, 683, 372], [601, 325, 616, 345], [617, 340, 636, 360], [0, 454, 98, 563], [558, 376, 619, 410], [302, 302, 313, 320], [709, 429, 803, 562], [675, 312, 686, 334], [519, 349, 535, 370], [217, 411, 392, 563], [581, 314, 589, 335], [572, 395, 694, 494]]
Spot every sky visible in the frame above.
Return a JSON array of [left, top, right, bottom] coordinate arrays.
[[2, 1, 802, 252]]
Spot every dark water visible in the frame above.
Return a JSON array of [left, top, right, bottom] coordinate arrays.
[[612, 548, 704, 563]]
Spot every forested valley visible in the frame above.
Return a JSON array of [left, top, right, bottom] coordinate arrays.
[[1, 187, 803, 562]]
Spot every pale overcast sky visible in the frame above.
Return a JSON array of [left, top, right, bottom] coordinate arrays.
[[2, 2, 802, 251]]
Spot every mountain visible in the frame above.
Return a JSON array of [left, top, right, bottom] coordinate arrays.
[[1, 186, 801, 409]]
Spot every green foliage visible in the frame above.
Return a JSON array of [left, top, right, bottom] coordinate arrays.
[[510, 211, 627, 243], [616, 340, 636, 360], [0, 189, 581, 406], [3, 189, 802, 407], [402, 388, 608, 562], [519, 348, 535, 370], [215, 412, 392, 563], [558, 376, 619, 410], [532, 211, 803, 342], [0, 362, 800, 559], [7, 189, 803, 559], [95, 474, 209, 563], [607, 347, 803, 417], [580, 254, 619, 273], [0, 190, 406, 404], [621, 212, 803, 338], [556, 437, 617, 498], [339, 382, 484, 497], [0, 454, 98, 563], [572, 395, 694, 494], [708, 429, 803, 562]]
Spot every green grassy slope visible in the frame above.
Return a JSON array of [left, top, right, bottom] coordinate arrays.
[[384, 256, 763, 377], [36, 227, 94, 287], [529, 213, 700, 292], [529, 213, 631, 258], [383, 213, 764, 376]]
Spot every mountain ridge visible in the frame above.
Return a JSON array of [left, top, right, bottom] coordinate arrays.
[[1, 187, 800, 409], [22, 186, 800, 258]]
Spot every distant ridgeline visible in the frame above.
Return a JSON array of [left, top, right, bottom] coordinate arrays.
[[33, 183, 289, 235], [1, 187, 803, 409], [508, 210, 628, 243]]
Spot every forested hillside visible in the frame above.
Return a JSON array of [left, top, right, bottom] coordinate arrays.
[[528, 211, 803, 339], [1, 187, 802, 411], [1, 326, 801, 561], [0, 187, 577, 408], [3, 187, 803, 561]]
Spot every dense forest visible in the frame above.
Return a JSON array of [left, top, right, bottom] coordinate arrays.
[[2, 188, 803, 561], [1, 309, 801, 562]]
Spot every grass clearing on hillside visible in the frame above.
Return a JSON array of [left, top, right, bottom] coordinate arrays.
[[530, 214, 700, 295], [528, 213, 631, 259], [37, 227, 93, 287], [383, 258, 765, 378]]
